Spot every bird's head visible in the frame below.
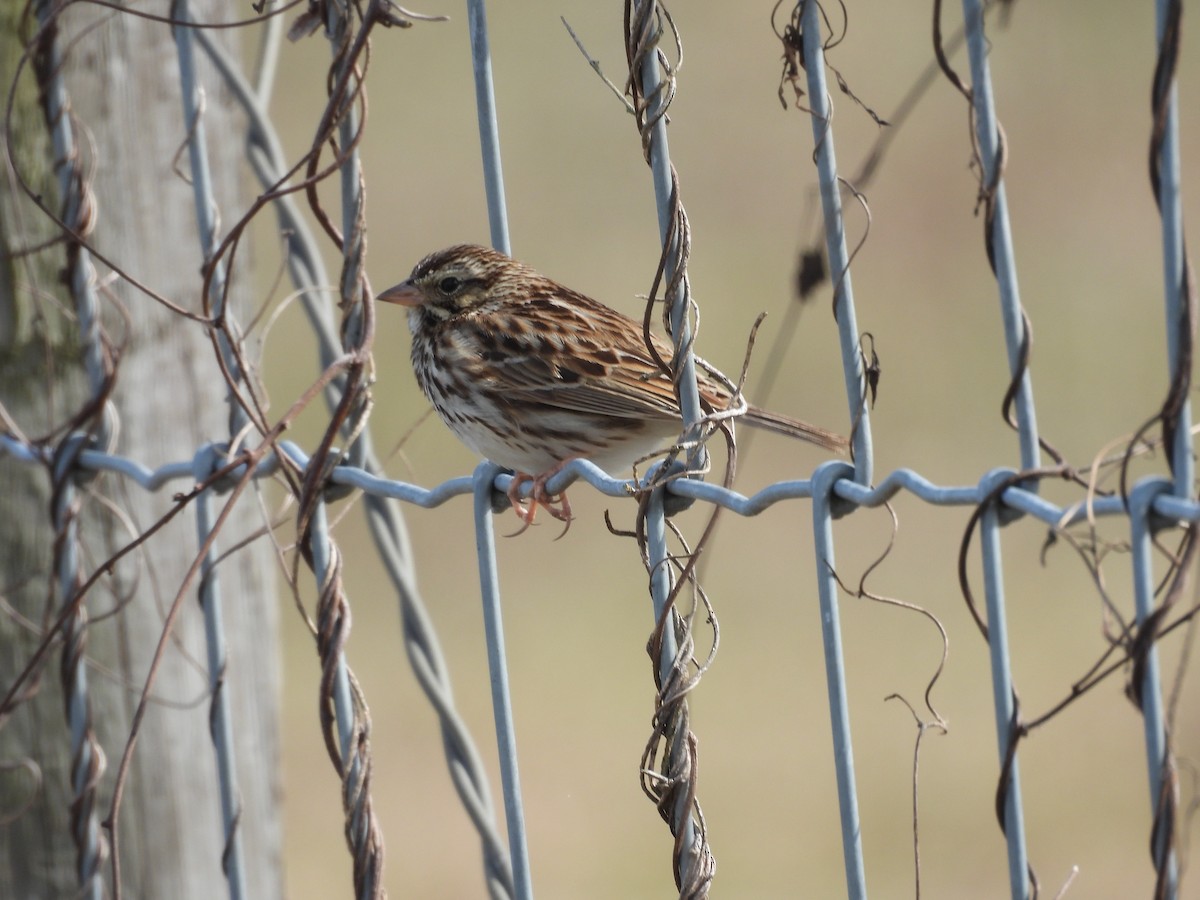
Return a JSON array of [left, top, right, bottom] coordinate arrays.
[[377, 244, 529, 321]]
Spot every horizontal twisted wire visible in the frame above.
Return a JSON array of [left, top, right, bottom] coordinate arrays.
[[12, 433, 1200, 528]]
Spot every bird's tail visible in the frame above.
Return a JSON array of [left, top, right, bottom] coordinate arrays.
[[742, 405, 849, 453]]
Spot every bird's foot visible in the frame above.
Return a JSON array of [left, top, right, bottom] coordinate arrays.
[[505, 463, 574, 538]]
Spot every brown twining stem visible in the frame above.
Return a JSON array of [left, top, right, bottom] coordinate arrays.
[[956, 468, 1058, 639], [991, 692, 1040, 897]]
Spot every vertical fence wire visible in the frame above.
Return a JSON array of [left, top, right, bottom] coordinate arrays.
[[643, 487, 712, 897], [466, 0, 511, 256], [32, 2, 111, 896], [173, 0, 250, 440], [192, 446, 247, 900], [326, 0, 372, 471], [1129, 478, 1180, 899], [799, 0, 873, 485], [1152, 0, 1193, 498], [462, 5, 528, 896], [172, 9, 252, 895], [954, 6, 1044, 895], [309, 3, 388, 896], [797, 4, 877, 896], [978, 480, 1030, 900], [307, 499, 385, 899], [810, 461, 866, 900], [959, 0, 1041, 473], [624, 3, 716, 895], [33, 0, 109, 414], [473, 462, 528, 900], [50, 442, 106, 900], [1140, 4, 1188, 894], [625, 1, 704, 437]]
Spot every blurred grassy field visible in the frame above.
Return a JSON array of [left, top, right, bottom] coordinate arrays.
[[263, 3, 1200, 897]]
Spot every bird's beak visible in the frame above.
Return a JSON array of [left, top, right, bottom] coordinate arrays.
[[376, 279, 422, 307]]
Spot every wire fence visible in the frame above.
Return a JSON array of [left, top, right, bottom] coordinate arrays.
[[1, 1, 1196, 898]]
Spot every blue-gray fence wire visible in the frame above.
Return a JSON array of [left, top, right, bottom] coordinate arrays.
[[1, 1, 1194, 899]]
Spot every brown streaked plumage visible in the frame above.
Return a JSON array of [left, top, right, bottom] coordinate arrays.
[[378, 244, 846, 528]]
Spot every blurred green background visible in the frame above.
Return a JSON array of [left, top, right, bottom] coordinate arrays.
[[262, 3, 1200, 897]]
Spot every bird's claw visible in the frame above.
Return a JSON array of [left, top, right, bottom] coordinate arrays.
[[505, 469, 573, 538]]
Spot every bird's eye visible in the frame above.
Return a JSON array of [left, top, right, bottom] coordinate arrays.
[[437, 276, 462, 295]]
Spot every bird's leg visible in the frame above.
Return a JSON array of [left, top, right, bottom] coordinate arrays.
[[504, 461, 575, 537]]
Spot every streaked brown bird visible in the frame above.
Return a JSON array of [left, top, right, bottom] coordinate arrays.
[[377, 244, 846, 528]]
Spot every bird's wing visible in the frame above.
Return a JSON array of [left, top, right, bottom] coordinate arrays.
[[462, 292, 709, 421]]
